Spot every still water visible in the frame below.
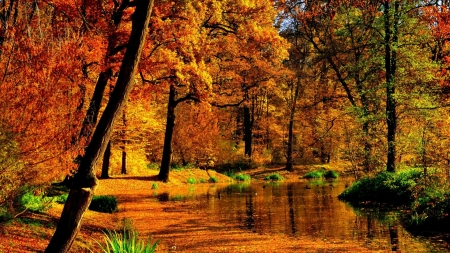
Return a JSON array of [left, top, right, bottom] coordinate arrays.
[[162, 180, 450, 252]]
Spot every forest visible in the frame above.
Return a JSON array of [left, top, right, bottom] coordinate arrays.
[[1, 0, 450, 252]]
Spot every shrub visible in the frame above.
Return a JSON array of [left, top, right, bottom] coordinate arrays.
[[338, 168, 422, 204], [208, 177, 218, 183], [55, 193, 68, 204], [187, 178, 197, 184], [407, 174, 450, 229], [89, 195, 118, 213], [146, 163, 159, 170], [170, 163, 195, 171], [17, 188, 54, 213], [234, 173, 251, 181], [199, 178, 206, 183], [304, 170, 325, 179], [264, 173, 284, 181], [151, 183, 158, 190], [97, 228, 159, 253], [324, 170, 339, 179]]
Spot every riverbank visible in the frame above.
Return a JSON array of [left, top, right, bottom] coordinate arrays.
[[0, 166, 389, 253]]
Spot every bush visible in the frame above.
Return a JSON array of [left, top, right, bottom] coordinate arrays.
[[170, 163, 195, 171], [208, 177, 218, 183], [89, 195, 118, 213], [233, 173, 251, 181], [187, 178, 197, 184], [151, 183, 158, 190], [55, 193, 68, 204], [97, 228, 159, 253], [324, 170, 339, 179], [304, 169, 325, 179], [17, 187, 54, 213], [338, 168, 422, 204], [146, 163, 159, 170], [264, 173, 284, 181], [407, 174, 450, 229]]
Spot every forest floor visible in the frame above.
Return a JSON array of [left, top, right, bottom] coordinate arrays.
[[0, 165, 386, 253]]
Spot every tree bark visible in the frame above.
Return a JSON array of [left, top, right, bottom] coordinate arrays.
[[101, 141, 111, 178], [243, 105, 252, 157], [45, 0, 154, 251], [383, 0, 398, 172], [285, 80, 300, 172], [158, 85, 176, 182], [121, 108, 127, 174]]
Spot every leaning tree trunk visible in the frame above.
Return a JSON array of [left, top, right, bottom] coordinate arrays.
[[45, 1, 154, 252], [158, 85, 176, 182]]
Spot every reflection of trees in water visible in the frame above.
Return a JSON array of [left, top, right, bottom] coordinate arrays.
[[287, 183, 297, 235], [245, 194, 254, 230]]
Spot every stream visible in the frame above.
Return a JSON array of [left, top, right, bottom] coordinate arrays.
[[159, 180, 450, 252]]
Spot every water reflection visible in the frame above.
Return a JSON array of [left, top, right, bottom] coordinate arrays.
[[187, 181, 450, 253]]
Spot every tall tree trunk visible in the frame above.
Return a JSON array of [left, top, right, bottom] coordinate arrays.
[[121, 107, 127, 174], [243, 105, 252, 157], [285, 80, 300, 172], [45, 0, 154, 251], [101, 141, 111, 178], [158, 85, 176, 182], [383, 0, 398, 172]]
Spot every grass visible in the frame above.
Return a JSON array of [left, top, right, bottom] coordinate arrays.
[[187, 178, 197, 184], [97, 228, 159, 253], [304, 168, 339, 180], [264, 173, 284, 181], [208, 176, 218, 183], [151, 182, 158, 190], [224, 171, 251, 181], [171, 163, 196, 171], [89, 195, 118, 213], [146, 163, 159, 170]]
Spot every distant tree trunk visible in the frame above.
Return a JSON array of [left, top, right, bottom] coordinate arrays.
[[243, 105, 252, 157], [383, 0, 398, 172], [101, 141, 111, 178], [158, 85, 176, 182], [121, 108, 127, 174], [285, 80, 300, 172], [45, 1, 154, 251]]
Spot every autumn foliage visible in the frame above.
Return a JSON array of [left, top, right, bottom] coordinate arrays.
[[1, 0, 450, 239]]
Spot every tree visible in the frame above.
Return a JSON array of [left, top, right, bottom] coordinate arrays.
[[138, 0, 288, 182], [45, 0, 154, 251]]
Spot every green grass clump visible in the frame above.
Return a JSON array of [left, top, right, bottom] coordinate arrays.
[[338, 168, 422, 204], [224, 171, 251, 181], [146, 163, 159, 170], [187, 178, 197, 184], [97, 229, 159, 253], [199, 178, 206, 183], [151, 182, 158, 190], [304, 169, 325, 179], [170, 163, 195, 171], [208, 177, 218, 183], [264, 173, 284, 181], [89, 195, 118, 213], [233, 173, 251, 181]]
